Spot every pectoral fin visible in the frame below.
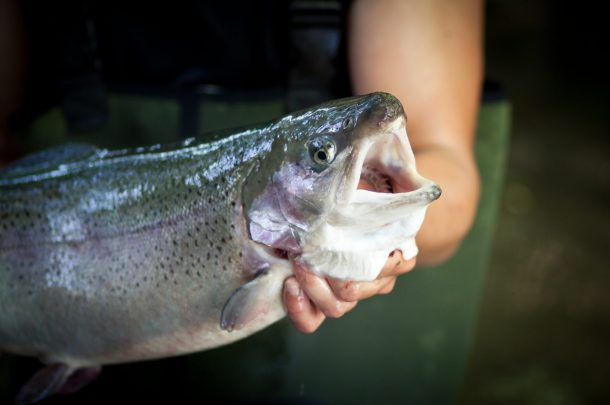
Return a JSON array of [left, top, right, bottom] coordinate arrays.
[[15, 363, 101, 404], [221, 263, 292, 332]]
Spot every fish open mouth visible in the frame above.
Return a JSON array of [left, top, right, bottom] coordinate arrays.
[[248, 110, 441, 281], [292, 115, 442, 281], [357, 132, 417, 194], [347, 116, 439, 205]]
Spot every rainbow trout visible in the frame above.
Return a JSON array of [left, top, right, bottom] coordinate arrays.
[[0, 93, 440, 402]]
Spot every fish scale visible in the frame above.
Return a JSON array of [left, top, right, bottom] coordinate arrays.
[[0, 93, 441, 403], [0, 128, 274, 364]]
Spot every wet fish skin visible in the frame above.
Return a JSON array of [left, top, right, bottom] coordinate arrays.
[[0, 93, 441, 405], [0, 93, 421, 369]]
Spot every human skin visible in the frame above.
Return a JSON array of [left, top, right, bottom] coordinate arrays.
[[284, 0, 483, 333]]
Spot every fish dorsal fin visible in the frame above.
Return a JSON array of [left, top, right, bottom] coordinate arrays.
[[0, 143, 98, 181]]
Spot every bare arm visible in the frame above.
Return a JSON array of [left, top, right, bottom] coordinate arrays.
[[349, 0, 483, 265], [284, 0, 483, 332]]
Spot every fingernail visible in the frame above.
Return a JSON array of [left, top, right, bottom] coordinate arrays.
[[285, 279, 301, 298]]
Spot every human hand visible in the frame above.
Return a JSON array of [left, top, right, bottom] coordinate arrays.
[[283, 250, 416, 333]]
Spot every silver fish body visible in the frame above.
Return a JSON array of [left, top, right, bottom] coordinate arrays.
[[0, 93, 440, 371]]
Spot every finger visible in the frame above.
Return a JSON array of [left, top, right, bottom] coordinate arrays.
[[379, 250, 416, 278], [377, 277, 397, 295], [327, 276, 396, 302], [283, 277, 326, 334], [293, 264, 357, 319]]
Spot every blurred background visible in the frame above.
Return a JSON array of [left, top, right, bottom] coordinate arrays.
[[461, 1, 610, 404]]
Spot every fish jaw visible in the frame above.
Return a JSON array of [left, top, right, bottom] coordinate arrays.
[[300, 112, 441, 281], [245, 92, 440, 282]]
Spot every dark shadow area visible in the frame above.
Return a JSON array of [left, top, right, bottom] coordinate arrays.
[[460, 1, 610, 404]]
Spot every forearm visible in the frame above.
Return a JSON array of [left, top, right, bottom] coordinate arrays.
[[412, 146, 480, 265], [349, 0, 483, 265]]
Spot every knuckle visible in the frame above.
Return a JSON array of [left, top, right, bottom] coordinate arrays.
[[294, 266, 321, 288], [297, 321, 319, 334], [378, 279, 396, 295], [323, 305, 345, 319], [336, 282, 361, 302]]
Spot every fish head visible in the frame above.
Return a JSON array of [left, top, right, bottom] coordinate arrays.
[[245, 92, 441, 281]]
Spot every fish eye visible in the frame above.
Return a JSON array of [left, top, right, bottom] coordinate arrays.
[[308, 136, 337, 168]]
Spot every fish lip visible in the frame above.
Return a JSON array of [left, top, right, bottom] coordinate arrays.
[[338, 114, 441, 207]]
